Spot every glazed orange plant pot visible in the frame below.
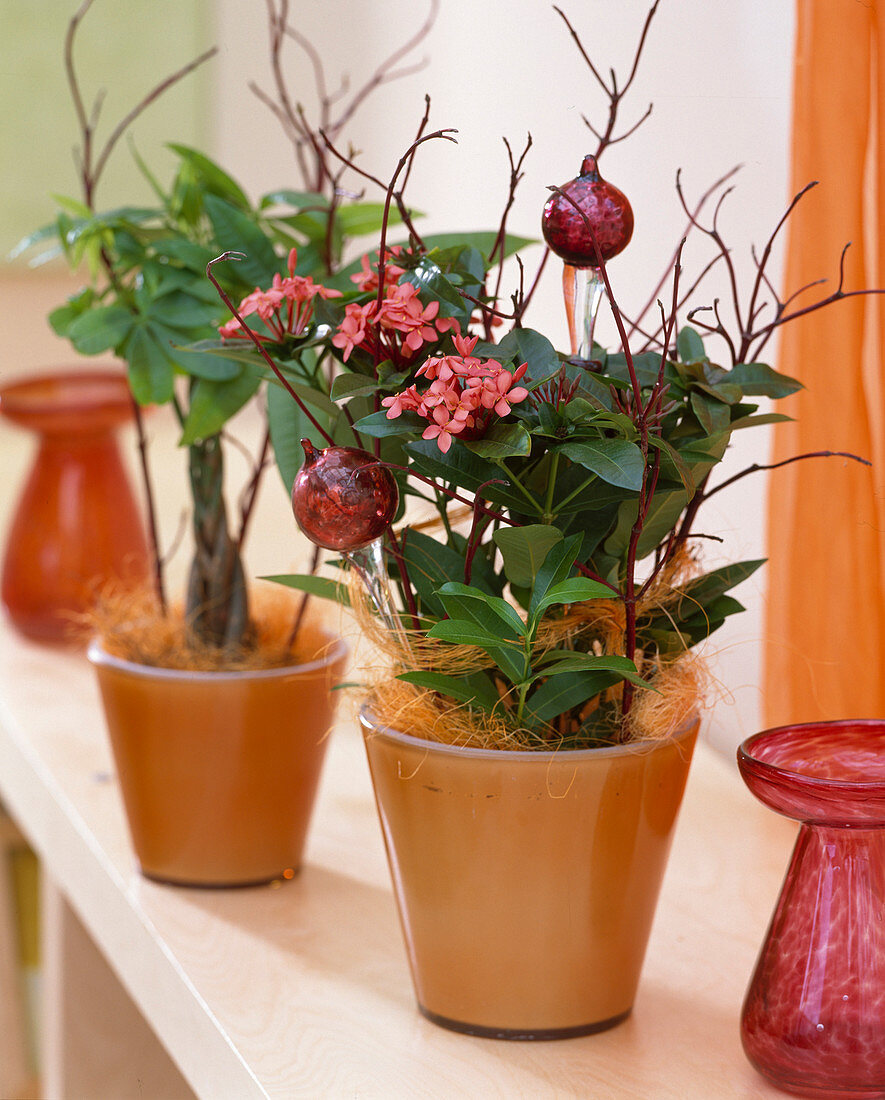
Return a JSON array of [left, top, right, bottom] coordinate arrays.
[[90, 635, 348, 887], [361, 709, 698, 1039]]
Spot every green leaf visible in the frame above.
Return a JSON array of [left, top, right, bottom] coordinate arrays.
[[728, 411, 792, 430], [436, 582, 525, 640], [528, 534, 583, 620], [478, 327, 560, 383], [263, 573, 351, 608], [180, 369, 262, 445], [604, 490, 689, 561], [677, 594, 746, 644], [261, 189, 327, 210], [677, 326, 706, 363], [335, 201, 406, 238], [330, 373, 381, 402], [123, 325, 175, 405], [406, 438, 531, 513], [664, 560, 765, 623], [690, 391, 731, 435], [204, 195, 281, 286], [533, 576, 613, 615], [535, 651, 651, 689], [167, 144, 250, 208], [403, 256, 471, 324], [419, 230, 535, 264], [396, 669, 500, 710], [493, 525, 564, 588], [399, 529, 473, 616], [463, 422, 532, 460], [352, 408, 426, 438], [728, 362, 802, 398], [426, 618, 527, 682], [558, 439, 645, 491], [268, 381, 312, 491], [66, 305, 134, 355], [524, 669, 623, 724]]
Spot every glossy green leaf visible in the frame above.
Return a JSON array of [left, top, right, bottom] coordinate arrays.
[[180, 369, 262, 445], [728, 362, 802, 398], [262, 573, 351, 608], [353, 408, 426, 438], [123, 325, 175, 405], [436, 582, 525, 640], [524, 669, 623, 724], [167, 144, 250, 209], [535, 652, 650, 688], [204, 195, 281, 286], [463, 422, 532, 460], [558, 439, 644, 491], [533, 576, 613, 615], [66, 305, 134, 355], [528, 534, 582, 620], [677, 325, 706, 363], [426, 618, 527, 682], [493, 525, 564, 588], [396, 670, 500, 710]]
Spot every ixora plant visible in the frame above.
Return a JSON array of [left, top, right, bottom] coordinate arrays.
[[213, 19, 870, 752]]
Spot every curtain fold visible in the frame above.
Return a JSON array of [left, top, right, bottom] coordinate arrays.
[[764, 0, 885, 726]]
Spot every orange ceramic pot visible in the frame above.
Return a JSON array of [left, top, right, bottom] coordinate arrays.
[[1, 370, 150, 643], [90, 636, 348, 886], [361, 710, 698, 1039]]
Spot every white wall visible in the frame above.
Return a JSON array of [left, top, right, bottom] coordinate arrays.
[[210, 0, 796, 757]]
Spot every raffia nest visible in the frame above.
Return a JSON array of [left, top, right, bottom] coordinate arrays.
[[352, 545, 708, 749], [82, 582, 333, 671]]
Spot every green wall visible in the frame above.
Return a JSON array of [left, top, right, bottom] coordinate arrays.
[[0, 0, 212, 262]]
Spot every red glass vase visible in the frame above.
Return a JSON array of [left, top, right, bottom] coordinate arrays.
[[1, 369, 150, 643], [737, 720, 885, 1098]]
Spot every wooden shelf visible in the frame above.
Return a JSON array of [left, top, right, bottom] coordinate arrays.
[[0, 623, 797, 1098]]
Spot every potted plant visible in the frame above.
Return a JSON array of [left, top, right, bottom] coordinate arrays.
[[215, 3, 876, 1034], [14, 0, 447, 886]]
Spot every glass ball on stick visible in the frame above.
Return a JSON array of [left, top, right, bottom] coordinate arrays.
[[542, 154, 633, 364]]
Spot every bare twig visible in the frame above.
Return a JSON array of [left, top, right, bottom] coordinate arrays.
[[554, 2, 659, 161]]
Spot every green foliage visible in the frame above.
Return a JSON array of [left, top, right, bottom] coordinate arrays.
[[263, 229, 799, 744]]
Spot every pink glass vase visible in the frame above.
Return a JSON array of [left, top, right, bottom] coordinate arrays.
[[737, 720, 885, 1099], [1, 369, 150, 644]]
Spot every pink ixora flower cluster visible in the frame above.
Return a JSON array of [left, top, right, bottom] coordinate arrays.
[[382, 334, 530, 453], [219, 248, 341, 342], [332, 282, 458, 365]]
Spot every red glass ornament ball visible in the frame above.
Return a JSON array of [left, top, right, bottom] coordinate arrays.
[[542, 154, 634, 267], [291, 440, 399, 552]]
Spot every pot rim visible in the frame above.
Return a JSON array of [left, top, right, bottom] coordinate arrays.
[[359, 705, 698, 762], [87, 633, 348, 681], [738, 718, 885, 793]]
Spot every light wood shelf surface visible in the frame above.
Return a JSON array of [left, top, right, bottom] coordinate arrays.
[[0, 622, 796, 1099]]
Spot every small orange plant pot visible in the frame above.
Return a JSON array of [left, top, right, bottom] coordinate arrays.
[[90, 634, 348, 886]]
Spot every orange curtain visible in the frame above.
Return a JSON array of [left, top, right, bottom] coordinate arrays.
[[764, 0, 885, 726]]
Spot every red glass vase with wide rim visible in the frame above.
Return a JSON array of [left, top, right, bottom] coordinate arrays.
[[737, 720, 885, 1099], [1, 369, 150, 643], [361, 708, 698, 1040]]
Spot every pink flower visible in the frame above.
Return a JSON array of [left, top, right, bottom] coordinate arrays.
[[351, 248, 406, 292], [219, 248, 340, 342], [332, 302, 374, 362], [468, 362, 529, 415], [421, 406, 469, 453], [380, 350, 531, 453], [376, 284, 442, 358]]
